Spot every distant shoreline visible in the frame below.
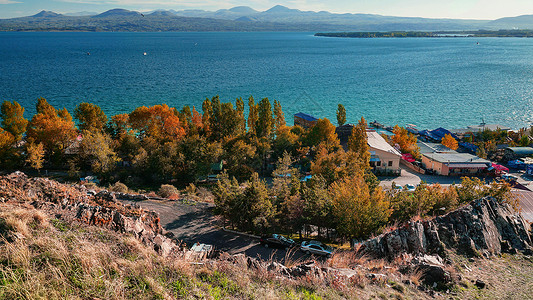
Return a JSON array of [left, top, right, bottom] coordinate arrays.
[[315, 30, 533, 38]]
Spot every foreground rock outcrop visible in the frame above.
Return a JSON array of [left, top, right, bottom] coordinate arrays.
[[0, 172, 179, 256], [361, 197, 533, 259]]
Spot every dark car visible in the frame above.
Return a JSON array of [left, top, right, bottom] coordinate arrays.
[[259, 234, 296, 249]]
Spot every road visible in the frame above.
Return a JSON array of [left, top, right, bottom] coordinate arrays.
[[120, 198, 317, 263]]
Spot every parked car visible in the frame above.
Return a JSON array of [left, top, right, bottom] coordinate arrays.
[[405, 184, 416, 192], [393, 184, 403, 191], [300, 241, 334, 257], [259, 234, 296, 249], [501, 173, 518, 182]]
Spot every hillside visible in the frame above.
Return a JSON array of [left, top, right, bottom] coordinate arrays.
[[0, 172, 532, 299], [2, 6, 533, 32]]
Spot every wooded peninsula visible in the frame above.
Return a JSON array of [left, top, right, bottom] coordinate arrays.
[[315, 30, 533, 38]]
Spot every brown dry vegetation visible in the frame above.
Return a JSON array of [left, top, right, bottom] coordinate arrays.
[[1, 202, 532, 299]]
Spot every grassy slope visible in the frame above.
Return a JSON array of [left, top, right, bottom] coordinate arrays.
[[1, 202, 531, 299]]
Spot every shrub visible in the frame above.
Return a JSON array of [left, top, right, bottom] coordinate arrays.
[[158, 184, 179, 199], [109, 181, 128, 194]]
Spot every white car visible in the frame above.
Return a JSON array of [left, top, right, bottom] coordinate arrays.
[[405, 184, 416, 192], [300, 241, 334, 257]]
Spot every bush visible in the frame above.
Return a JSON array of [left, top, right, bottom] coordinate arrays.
[[158, 184, 179, 199], [109, 181, 128, 194]]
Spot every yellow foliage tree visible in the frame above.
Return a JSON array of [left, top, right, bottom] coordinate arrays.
[[441, 134, 458, 150], [26, 142, 45, 173], [330, 174, 391, 244]]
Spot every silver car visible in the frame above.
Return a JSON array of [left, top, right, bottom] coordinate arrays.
[[300, 241, 334, 257]]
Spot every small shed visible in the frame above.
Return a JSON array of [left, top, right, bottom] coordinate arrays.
[[505, 147, 533, 161]]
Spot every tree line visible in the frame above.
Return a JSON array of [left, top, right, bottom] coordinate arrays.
[[0, 98, 514, 245]]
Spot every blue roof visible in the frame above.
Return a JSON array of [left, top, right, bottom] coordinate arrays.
[[294, 112, 318, 122], [420, 128, 457, 142]]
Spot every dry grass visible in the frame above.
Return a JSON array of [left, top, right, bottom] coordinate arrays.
[[0, 203, 349, 299], [5, 202, 518, 300]]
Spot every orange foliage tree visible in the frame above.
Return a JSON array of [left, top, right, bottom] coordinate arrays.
[[26, 98, 77, 156], [441, 133, 458, 150], [128, 104, 185, 142], [392, 125, 420, 159]]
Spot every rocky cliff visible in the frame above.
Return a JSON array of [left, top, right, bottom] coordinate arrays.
[[361, 197, 533, 259], [0, 172, 179, 256]]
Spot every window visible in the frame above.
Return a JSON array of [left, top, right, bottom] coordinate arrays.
[[376, 161, 381, 166], [388, 161, 393, 167]]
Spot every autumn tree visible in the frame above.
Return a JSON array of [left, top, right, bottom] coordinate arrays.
[[256, 98, 273, 139], [192, 107, 203, 130], [223, 138, 257, 179], [347, 117, 370, 171], [271, 152, 301, 232], [310, 144, 347, 184], [1, 100, 28, 141], [441, 133, 458, 150], [26, 142, 45, 173], [391, 125, 420, 159], [273, 100, 285, 134], [304, 118, 340, 152], [107, 113, 130, 139], [26, 98, 77, 157], [330, 174, 391, 245], [78, 130, 118, 175], [301, 175, 334, 238], [74, 102, 108, 133], [235, 97, 246, 135], [336, 104, 346, 126], [272, 125, 301, 161], [128, 104, 185, 142], [243, 173, 275, 232], [202, 98, 212, 136], [247, 96, 258, 136]]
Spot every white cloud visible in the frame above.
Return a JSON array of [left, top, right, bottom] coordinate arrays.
[[0, 0, 22, 4]]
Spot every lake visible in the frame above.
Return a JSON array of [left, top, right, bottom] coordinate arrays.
[[1, 32, 533, 130]]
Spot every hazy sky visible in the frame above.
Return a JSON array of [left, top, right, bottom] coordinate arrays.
[[1, 0, 532, 19]]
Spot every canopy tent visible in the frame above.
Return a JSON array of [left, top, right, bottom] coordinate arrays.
[[402, 153, 416, 163], [491, 163, 509, 172]]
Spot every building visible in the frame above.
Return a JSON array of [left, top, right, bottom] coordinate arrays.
[[294, 112, 318, 129], [335, 124, 354, 145], [418, 141, 490, 176], [504, 147, 533, 161], [418, 128, 457, 142], [367, 130, 401, 176]]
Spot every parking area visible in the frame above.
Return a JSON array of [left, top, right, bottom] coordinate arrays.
[[120, 198, 329, 263], [379, 167, 469, 189]]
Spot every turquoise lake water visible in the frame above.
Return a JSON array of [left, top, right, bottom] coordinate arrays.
[[1, 32, 533, 130]]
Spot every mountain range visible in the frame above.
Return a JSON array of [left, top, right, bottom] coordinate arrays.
[[1, 5, 533, 32]]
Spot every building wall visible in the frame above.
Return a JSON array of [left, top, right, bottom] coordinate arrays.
[[421, 155, 448, 175], [371, 148, 401, 173]]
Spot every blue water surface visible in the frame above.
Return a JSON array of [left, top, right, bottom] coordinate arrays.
[[1, 32, 533, 130]]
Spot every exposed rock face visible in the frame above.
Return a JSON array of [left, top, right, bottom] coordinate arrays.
[[0, 172, 179, 257], [361, 197, 533, 259]]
